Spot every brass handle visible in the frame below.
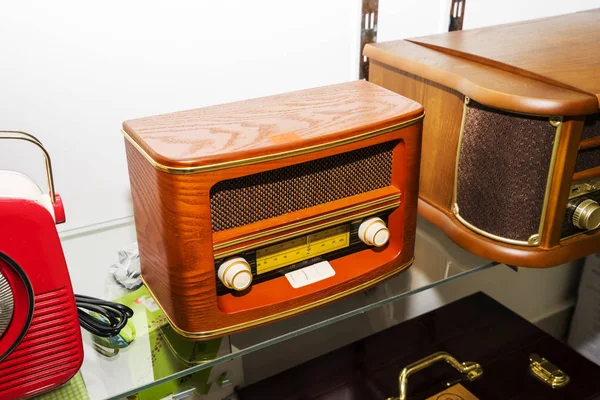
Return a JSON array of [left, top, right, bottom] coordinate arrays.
[[388, 351, 483, 400], [0, 131, 56, 203]]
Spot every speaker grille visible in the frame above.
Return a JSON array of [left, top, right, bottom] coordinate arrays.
[[581, 113, 600, 141], [0, 288, 82, 394], [456, 102, 556, 242], [575, 114, 600, 172], [575, 147, 600, 172], [210, 141, 396, 232], [0, 271, 13, 338]]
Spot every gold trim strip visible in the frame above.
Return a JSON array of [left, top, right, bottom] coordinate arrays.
[[214, 201, 400, 259], [141, 257, 414, 339], [451, 97, 469, 204], [453, 204, 531, 246], [537, 117, 563, 239], [214, 194, 401, 251], [122, 114, 424, 175], [558, 227, 600, 242], [452, 97, 563, 247]]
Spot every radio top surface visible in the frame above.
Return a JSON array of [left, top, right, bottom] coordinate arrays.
[[409, 8, 600, 102], [364, 8, 600, 116], [122, 80, 423, 169]]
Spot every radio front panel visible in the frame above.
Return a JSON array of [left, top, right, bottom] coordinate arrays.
[[209, 140, 396, 232], [215, 210, 392, 295], [561, 179, 600, 239]]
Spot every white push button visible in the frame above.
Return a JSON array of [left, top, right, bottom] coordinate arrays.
[[285, 261, 335, 289], [358, 217, 390, 247], [218, 257, 252, 291]]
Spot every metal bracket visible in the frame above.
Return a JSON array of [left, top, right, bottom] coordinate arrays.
[[449, 0, 466, 31], [529, 353, 570, 388], [359, 0, 379, 79]]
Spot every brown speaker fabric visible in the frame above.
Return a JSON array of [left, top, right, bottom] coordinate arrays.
[[456, 102, 556, 241], [580, 113, 600, 141], [575, 114, 600, 172], [575, 147, 600, 172], [210, 141, 395, 232]]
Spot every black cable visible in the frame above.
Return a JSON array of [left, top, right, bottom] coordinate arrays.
[[75, 294, 134, 337]]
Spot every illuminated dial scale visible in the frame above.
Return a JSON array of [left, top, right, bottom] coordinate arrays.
[[217, 217, 389, 291]]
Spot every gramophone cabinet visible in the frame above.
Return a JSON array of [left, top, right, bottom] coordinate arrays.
[[365, 9, 600, 267]]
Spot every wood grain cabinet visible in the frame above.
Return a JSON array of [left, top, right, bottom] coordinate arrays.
[[365, 9, 600, 267]]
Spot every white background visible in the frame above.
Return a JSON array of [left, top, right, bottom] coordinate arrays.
[[2, 0, 598, 231]]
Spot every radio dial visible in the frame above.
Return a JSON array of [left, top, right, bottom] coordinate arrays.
[[571, 198, 600, 231], [358, 217, 390, 247], [218, 257, 252, 291]]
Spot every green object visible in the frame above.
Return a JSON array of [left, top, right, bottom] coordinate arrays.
[[113, 286, 224, 399], [33, 372, 90, 400]]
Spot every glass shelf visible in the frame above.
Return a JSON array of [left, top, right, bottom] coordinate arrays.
[[78, 217, 498, 400]]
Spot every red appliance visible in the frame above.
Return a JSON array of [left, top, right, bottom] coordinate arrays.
[[0, 132, 83, 400]]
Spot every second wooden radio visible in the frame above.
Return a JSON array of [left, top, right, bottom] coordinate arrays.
[[365, 9, 600, 268], [123, 81, 423, 339]]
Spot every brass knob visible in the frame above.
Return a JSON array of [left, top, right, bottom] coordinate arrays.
[[572, 199, 600, 230]]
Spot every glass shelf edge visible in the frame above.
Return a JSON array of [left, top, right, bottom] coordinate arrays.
[[105, 260, 499, 400]]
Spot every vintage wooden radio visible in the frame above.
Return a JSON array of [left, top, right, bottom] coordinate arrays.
[[365, 9, 600, 267], [123, 81, 423, 339]]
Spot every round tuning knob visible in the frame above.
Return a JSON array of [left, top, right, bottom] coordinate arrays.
[[571, 198, 600, 231], [218, 257, 252, 291], [358, 217, 390, 247]]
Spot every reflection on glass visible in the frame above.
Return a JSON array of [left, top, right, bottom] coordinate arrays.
[[79, 217, 497, 400]]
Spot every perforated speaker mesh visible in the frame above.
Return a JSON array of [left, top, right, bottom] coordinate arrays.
[[580, 113, 600, 141], [210, 141, 396, 232], [0, 269, 13, 338], [456, 102, 557, 241], [575, 113, 600, 172], [575, 148, 600, 172]]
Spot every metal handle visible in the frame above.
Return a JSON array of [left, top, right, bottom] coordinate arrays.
[[0, 131, 56, 203], [388, 351, 483, 400]]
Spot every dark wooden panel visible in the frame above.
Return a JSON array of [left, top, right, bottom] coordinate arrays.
[[238, 292, 600, 400]]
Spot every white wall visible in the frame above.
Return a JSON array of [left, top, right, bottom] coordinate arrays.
[[2, 0, 599, 231], [378, 0, 600, 41], [0, 1, 362, 230], [461, 0, 600, 29]]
